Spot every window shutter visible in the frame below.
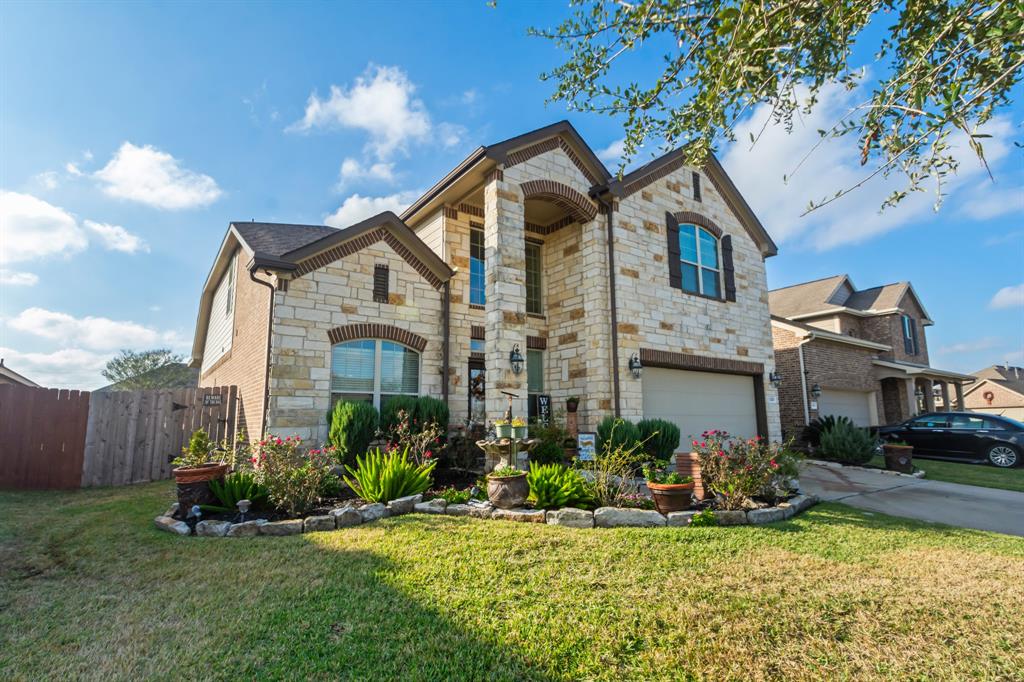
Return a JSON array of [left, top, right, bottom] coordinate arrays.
[[721, 235, 736, 302], [373, 264, 389, 303], [666, 212, 681, 289]]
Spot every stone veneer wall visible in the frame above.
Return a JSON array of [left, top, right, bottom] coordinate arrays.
[[265, 240, 445, 443], [612, 165, 781, 440]]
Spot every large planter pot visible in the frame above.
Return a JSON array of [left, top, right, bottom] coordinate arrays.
[[882, 444, 914, 474], [487, 473, 528, 509], [512, 425, 528, 440], [173, 462, 228, 515], [647, 481, 695, 514], [566, 399, 579, 413], [494, 423, 513, 439]]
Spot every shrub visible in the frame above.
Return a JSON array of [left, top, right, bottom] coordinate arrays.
[[529, 417, 571, 465], [251, 436, 334, 517], [380, 396, 419, 434], [415, 396, 450, 431], [385, 409, 446, 466], [693, 430, 792, 510], [173, 428, 213, 468], [595, 417, 642, 457], [576, 432, 646, 507], [803, 414, 854, 447], [637, 418, 681, 462], [526, 463, 594, 509], [818, 419, 876, 465], [343, 447, 436, 503], [328, 400, 379, 466], [206, 470, 269, 512]]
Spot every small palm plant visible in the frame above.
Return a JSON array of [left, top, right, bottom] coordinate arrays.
[[343, 447, 436, 503]]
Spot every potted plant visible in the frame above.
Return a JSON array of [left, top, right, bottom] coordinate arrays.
[[566, 396, 580, 413], [486, 465, 528, 508], [172, 429, 229, 514], [494, 419, 512, 439], [511, 417, 528, 440], [882, 440, 914, 474], [643, 460, 694, 514]]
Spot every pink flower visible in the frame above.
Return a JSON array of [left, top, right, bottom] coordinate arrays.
[[275, 437, 283, 446], [692, 440, 699, 447], [250, 456, 257, 463], [424, 450, 433, 459]]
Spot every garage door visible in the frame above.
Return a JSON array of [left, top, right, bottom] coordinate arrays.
[[817, 389, 873, 426], [642, 368, 758, 443]]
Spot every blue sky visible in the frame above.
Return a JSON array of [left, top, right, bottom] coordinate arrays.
[[1, 1, 1021, 389]]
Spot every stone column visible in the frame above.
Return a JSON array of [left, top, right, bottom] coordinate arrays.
[[922, 379, 936, 412], [939, 381, 951, 411], [954, 382, 965, 411], [483, 169, 527, 421], [903, 378, 918, 418]]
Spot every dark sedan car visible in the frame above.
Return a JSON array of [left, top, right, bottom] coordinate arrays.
[[877, 412, 1023, 468]]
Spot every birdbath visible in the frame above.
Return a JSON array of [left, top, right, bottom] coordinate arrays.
[[476, 437, 541, 471]]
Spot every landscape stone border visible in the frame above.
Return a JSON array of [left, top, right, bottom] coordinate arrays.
[[153, 494, 819, 537]]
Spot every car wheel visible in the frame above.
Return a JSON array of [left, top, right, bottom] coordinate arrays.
[[987, 444, 1019, 468]]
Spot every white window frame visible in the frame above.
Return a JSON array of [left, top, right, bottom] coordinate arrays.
[[525, 240, 543, 315], [679, 224, 721, 297], [469, 226, 486, 306], [330, 339, 421, 410]]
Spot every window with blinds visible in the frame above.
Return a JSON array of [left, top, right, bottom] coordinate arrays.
[[331, 339, 420, 409]]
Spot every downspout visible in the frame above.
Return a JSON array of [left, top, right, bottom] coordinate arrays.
[[441, 280, 450, 405], [797, 338, 811, 425], [249, 268, 276, 438], [595, 194, 621, 417]]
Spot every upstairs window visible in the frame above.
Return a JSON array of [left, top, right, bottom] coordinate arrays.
[[902, 315, 919, 355], [525, 241, 542, 314], [679, 224, 720, 298], [470, 226, 485, 306], [331, 340, 419, 410]]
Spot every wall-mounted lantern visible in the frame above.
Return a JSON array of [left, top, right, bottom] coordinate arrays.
[[769, 371, 783, 388], [810, 383, 822, 399], [628, 353, 643, 379], [509, 344, 524, 375]]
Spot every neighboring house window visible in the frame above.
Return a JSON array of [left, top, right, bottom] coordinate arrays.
[[225, 255, 235, 315], [525, 241, 542, 314], [470, 226, 485, 306], [902, 315, 919, 355], [330, 339, 419, 410], [679, 224, 720, 297], [527, 349, 543, 421]]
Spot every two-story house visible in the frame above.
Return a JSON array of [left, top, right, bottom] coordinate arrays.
[[189, 121, 782, 446], [770, 275, 973, 439]]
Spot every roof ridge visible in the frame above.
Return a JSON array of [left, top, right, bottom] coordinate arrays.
[[769, 274, 846, 292]]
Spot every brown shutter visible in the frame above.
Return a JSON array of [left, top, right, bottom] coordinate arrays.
[[721, 235, 736, 301], [666, 212, 681, 289], [373, 264, 389, 303]]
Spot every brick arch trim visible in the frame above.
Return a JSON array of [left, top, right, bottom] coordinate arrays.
[[327, 323, 428, 353], [520, 180, 598, 224], [673, 211, 723, 238]]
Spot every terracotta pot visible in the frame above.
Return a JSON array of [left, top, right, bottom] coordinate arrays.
[[487, 472, 528, 509], [882, 444, 914, 474], [647, 481, 695, 514], [172, 462, 229, 484], [173, 462, 228, 515]]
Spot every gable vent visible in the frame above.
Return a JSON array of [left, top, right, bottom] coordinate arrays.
[[692, 171, 702, 202], [373, 264, 390, 303]]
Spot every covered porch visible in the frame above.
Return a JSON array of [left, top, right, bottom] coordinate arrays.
[[874, 359, 974, 424]]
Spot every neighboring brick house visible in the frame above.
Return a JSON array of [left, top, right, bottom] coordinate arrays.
[[770, 275, 972, 440], [189, 121, 783, 446], [962, 365, 1024, 420]]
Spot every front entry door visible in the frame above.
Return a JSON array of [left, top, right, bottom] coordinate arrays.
[[469, 360, 486, 425]]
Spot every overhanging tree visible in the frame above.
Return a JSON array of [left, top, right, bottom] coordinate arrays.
[[532, 0, 1022, 213], [101, 349, 191, 390]]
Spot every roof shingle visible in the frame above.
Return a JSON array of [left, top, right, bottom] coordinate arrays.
[[232, 221, 338, 258]]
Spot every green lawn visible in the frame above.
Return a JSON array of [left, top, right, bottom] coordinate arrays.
[[870, 455, 1024, 492], [2, 483, 1023, 681]]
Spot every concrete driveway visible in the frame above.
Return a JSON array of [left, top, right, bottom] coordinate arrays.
[[800, 461, 1024, 537]]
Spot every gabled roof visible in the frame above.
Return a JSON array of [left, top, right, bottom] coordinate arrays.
[[0, 359, 40, 388], [972, 365, 1024, 382], [233, 221, 337, 258], [770, 315, 892, 351], [770, 275, 933, 324]]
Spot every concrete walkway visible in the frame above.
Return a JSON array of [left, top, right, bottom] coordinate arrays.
[[800, 461, 1024, 537]]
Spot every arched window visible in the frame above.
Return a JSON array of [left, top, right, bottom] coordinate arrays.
[[679, 224, 720, 297], [330, 339, 420, 410]]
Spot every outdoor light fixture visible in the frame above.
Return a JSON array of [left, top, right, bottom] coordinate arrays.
[[769, 371, 783, 388], [915, 386, 924, 399], [628, 353, 643, 379], [509, 344, 524, 375], [810, 383, 822, 399]]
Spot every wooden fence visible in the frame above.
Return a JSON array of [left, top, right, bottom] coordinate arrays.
[[0, 384, 237, 490]]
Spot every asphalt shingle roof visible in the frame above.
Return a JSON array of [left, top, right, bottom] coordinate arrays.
[[232, 222, 338, 258], [769, 275, 911, 319]]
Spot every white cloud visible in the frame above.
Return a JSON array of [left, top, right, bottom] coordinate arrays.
[[937, 337, 1001, 354], [989, 284, 1024, 310], [83, 220, 149, 254], [461, 89, 478, 104], [65, 162, 83, 177], [324, 190, 422, 228], [33, 171, 59, 190], [0, 346, 110, 389], [436, 122, 465, 149], [723, 81, 1013, 251], [959, 182, 1024, 220], [597, 138, 626, 163], [94, 142, 222, 210], [0, 191, 88, 263], [337, 157, 396, 186], [9, 307, 184, 351], [984, 229, 1023, 246], [0, 270, 39, 286], [287, 65, 433, 159]]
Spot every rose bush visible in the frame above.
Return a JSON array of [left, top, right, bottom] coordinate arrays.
[[250, 436, 336, 517], [693, 430, 798, 510]]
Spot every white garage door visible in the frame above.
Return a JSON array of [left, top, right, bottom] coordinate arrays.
[[817, 389, 873, 426], [642, 368, 758, 443]]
